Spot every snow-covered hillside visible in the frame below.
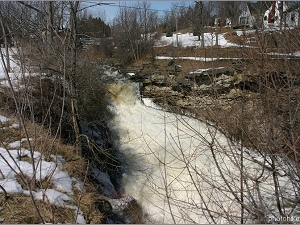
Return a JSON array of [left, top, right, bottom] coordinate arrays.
[[155, 31, 239, 48]]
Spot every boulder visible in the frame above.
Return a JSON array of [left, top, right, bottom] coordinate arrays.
[[224, 88, 243, 99]]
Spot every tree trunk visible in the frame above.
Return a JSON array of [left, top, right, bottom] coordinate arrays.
[[0, 20, 10, 72], [45, 1, 53, 46], [200, 1, 204, 48], [69, 1, 81, 153]]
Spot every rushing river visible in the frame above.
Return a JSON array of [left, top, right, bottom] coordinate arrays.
[[108, 81, 298, 224]]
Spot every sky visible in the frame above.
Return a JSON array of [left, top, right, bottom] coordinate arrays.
[[84, 1, 194, 23]]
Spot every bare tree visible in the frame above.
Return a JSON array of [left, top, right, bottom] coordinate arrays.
[[193, 1, 205, 47], [112, 1, 158, 64], [217, 1, 244, 28], [68, 1, 81, 151]]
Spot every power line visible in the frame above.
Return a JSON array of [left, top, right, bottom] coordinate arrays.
[[84, 1, 174, 13], [111, 3, 172, 13], [80, 2, 116, 11]]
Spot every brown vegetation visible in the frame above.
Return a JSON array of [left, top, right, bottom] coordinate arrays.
[[0, 111, 106, 223]]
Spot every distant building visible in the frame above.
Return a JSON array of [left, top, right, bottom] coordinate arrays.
[[263, 1, 299, 28], [239, 3, 255, 27], [225, 18, 232, 27]]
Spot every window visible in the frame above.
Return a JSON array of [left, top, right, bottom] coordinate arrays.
[[291, 13, 295, 22], [240, 17, 248, 25]]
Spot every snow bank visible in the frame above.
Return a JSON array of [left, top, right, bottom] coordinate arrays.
[[0, 131, 87, 223], [0, 48, 41, 89], [155, 32, 240, 48], [155, 56, 241, 61], [0, 115, 8, 124]]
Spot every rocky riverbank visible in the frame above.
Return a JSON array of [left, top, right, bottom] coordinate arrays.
[[126, 60, 260, 115]]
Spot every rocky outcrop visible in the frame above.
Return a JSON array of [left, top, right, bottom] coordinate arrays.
[[139, 65, 260, 113]]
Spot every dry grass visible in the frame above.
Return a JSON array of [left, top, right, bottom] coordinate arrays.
[[0, 194, 75, 224], [223, 31, 246, 45], [154, 44, 248, 59], [123, 199, 144, 224], [0, 110, 106, 223], [77, 192, 109, 224]]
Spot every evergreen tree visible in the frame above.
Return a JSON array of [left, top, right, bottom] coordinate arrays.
[[77, 16, 111, 38]]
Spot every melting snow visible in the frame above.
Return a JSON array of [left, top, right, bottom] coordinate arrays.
[[34, 189, 72, 205], [155, 55, 241, 61], [0, 136, 86, 223], [0, 115, 8, 124], [155, 32, 240, 48]]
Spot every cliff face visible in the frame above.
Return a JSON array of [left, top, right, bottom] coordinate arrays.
[[138, 64, 258, 112]]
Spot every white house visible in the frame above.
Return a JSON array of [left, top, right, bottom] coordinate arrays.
[[263, 1, 299, 28], [239, 3, 255, 27]]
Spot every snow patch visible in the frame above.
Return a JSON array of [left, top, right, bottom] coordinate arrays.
[[0, 179, 23, 194], [33, 189, 72, 206], [155, 56, 241, 61], [52, 170, 74, 195], [155, 32, 240, 48], [0, 115, 9, 124]]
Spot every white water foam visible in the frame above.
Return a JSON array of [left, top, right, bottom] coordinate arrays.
[[109, 82, 297, 224]]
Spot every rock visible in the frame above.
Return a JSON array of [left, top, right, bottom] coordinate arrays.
[[129, 74, 144, 82], [215, 74, 235, 86], [89, 165, 117, 197], [168, 60, 175, 66], [105, 196, 144, 224], [148, 74, 168, 85], [95, 199, 113, 216], [175, 64, 182, 72], [123, 199, 144, 224], [234, 72, 249, 85], [224, 88, 243, 99]]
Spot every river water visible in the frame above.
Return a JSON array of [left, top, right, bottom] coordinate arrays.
[[108, 81, 297, 224]]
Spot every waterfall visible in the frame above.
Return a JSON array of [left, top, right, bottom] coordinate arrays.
[[108, 81, 298, 224], [107, 82, 141, 106]]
